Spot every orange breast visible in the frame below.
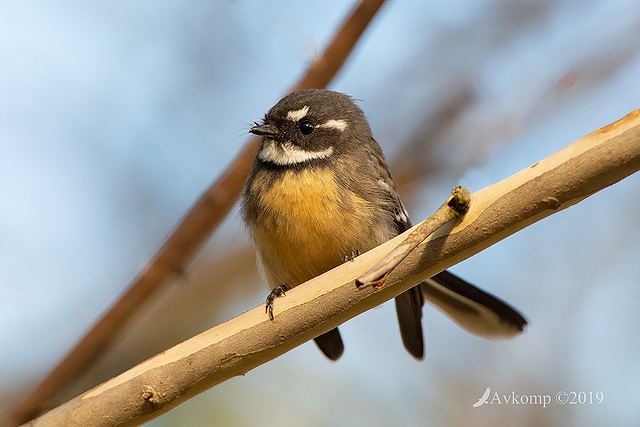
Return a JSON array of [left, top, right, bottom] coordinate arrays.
[[249, 168, 391, 288]]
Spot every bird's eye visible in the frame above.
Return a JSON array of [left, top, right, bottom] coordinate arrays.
[[299, 120, 315, 135]]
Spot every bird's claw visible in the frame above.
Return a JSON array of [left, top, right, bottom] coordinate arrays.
[[341, 249, 361, 263], [265, 285, 288, 320]]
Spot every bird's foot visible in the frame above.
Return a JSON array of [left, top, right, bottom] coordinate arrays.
[[341, 249, 361, 263], [265, 285, 289, 320]]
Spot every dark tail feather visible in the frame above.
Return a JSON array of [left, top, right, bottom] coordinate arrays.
[[423, 270, 527, 339], [314, 327, 344, 361], [394, 286, 425, 360], [316, 271, 525, 361]]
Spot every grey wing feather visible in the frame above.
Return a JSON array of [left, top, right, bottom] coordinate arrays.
[[374, 145, 526, 357], [373, 150, 426, 359]]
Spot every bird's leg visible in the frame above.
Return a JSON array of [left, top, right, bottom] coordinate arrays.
[[341, 249, 361, 263], [265, 285, 288, 321]]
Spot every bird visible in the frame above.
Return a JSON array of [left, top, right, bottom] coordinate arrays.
[[241, 89, 526, 361]]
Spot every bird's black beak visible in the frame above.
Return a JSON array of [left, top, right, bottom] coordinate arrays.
[[249, 123, 279, 137]]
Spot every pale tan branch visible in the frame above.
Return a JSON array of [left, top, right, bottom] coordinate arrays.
[[27, 111, 640, 426], [356, 186, 470, 288]]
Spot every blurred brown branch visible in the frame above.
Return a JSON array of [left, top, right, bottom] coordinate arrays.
[[9, 0, 388, 424]]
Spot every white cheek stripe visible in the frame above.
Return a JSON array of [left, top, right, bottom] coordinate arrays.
[[258, 139, 334, 165], [286, 106, 309, 122], [317, 119, 347, 131]]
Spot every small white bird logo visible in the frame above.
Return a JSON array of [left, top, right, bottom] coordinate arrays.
[[473, 387, 492, 407]]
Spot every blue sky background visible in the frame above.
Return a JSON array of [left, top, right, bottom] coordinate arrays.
[[1, 1, 640, 426]]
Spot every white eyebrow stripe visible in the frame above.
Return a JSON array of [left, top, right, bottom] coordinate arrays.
[[286, 106, 309, 121], [258, 139, 334, 165], [317, 119, 347, 131]]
